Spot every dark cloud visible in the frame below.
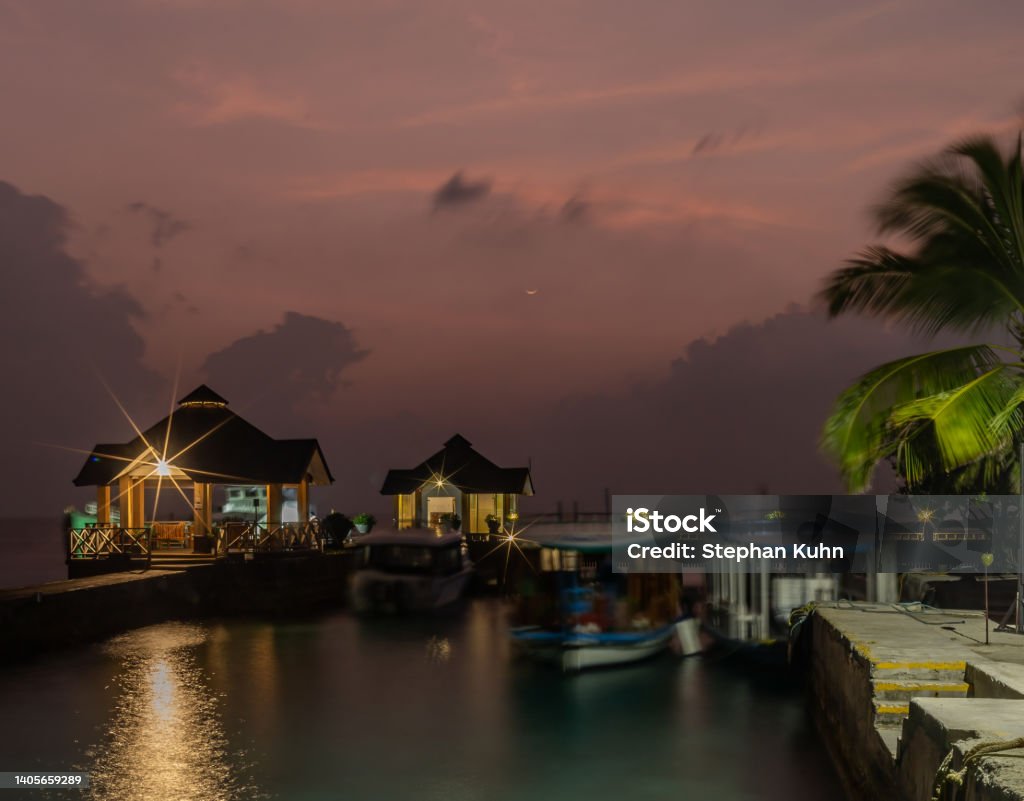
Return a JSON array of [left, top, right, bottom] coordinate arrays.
[[201, 312, 369, 409], [692, 132, 725, 156], [691, 124, 762, 157], [297, 307, 968, 519], [126, 201, 191, 247], [559, 194, 590, 224], [432, 171, 492, 210], [501, 307, 967, 509], [0, 181, 160, 513]]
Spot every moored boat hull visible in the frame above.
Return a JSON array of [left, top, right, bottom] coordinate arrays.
[[510, 624, 679, 672], [350, 568, 473, 614]]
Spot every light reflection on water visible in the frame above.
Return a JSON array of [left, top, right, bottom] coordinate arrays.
[[82, 623, 263, 801], [2, 601, 843, 801]]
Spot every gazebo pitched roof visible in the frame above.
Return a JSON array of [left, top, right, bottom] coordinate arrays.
[[72, 386, 333, 487], [177, 384, 228, 406], [380, 433, 533, 496]]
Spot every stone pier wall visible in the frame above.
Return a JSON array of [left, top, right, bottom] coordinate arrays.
[[808, 610, 901, 800], [0, 552, 358, 662], [808, 605, 1024, 801]]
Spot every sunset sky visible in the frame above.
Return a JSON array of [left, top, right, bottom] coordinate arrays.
[[3, 0, 1024, 515]]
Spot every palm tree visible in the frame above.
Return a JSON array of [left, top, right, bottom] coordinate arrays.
[[821, 134, 1024, 493]]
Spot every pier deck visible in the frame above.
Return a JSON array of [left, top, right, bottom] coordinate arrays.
[[0, 568, 195, 603], [0, 551, 358, 662], [811, 603, 1024, 801]]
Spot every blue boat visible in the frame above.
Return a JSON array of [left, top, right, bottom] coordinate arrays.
[[507, 523, 687, 671]]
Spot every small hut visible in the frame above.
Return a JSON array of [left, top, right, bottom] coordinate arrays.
[[380, 434, 533, 533]]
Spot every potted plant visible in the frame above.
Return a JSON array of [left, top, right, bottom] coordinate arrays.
[[193, 530, 213, 554], [320, 512, 353, 548], [353, 513, 376, 535], [485, 513, 501, 534]]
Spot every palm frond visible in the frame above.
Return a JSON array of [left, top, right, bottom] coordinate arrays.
[[990, 380, 1024, 437], [822, 131, 1024, 492], [951, 136, 1024, 268], [821, 345, 1003, 491], [888, 366, 1014, 471], [821, 247, 1023, 334], [875, 136, 1024, 275]]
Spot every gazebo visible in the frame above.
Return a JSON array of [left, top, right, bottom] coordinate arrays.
[[380, 434, 533, 534], [70, 385, 333, 565]]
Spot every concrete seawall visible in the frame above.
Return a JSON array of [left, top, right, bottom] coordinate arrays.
[[0, 552, 357, 662], [808, 604, 1024, 801]]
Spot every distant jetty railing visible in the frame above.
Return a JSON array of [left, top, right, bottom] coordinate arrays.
[[68, 527, 153, 565], [68, 522, 323, 563], [218, 522, 321, 553]]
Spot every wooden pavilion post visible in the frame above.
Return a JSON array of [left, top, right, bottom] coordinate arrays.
[[193, 482, 212, 535], [132, 479, 145, 528], [267, 484, 282, 526], [297, 479, 310, 523], [119, 477, 134, 528], [96, 486, 111, 526]]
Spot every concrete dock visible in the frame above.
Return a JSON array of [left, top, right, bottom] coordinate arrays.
[[0, 552, 358, 661], [809, 602, 1024, 801]]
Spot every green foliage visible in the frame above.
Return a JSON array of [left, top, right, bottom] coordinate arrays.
[[821, 134, 1024, 492]]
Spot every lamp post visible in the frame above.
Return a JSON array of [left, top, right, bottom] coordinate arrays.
[[982, 552, 994, 645], [252, 497, 260, 549], [1018, 442, 1024, 634]]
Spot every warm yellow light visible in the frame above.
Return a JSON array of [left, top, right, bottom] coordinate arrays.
[[156, 459, 172, 476], [916, 508, 935, 524], [425, 471, 448, 491]]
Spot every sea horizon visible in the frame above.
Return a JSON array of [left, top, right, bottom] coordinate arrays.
[[0, 517, 68, 590]]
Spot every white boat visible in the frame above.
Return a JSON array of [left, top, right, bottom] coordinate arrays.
[[507, 523, 686, 672], [348, 530, 473, 613], [510, 623, 681, 671]]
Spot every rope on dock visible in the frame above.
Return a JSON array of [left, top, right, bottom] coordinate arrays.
[[931, 737, 1024, 801]]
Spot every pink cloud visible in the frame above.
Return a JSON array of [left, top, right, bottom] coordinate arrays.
[[170, 64, 315, 127]]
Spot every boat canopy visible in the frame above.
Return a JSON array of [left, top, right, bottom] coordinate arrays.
[[519, 522, 614, 553]]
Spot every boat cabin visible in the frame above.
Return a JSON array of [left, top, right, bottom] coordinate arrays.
[[356, 530, 466, 576], [513, 524, 680, 633]]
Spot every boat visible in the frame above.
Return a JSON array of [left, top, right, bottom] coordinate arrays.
[[511, 623, 683, 672], [348, 529, 474, 613], [507, 523, 688, 672]]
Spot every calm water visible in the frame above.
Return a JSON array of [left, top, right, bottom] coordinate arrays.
[[0, 600, 842, 801], [0, 518, 67, 589]]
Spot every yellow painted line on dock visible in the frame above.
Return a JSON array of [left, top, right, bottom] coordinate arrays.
[[872, 661, 966, 671], [874, 704, 910, 715], [853, 638, 966, 672], [853, 642, 875, 659], [872, 681, 969, 693]]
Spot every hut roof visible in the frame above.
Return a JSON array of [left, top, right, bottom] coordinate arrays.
[[72, 386, 333, 487], [380, 434, 533, 495]]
